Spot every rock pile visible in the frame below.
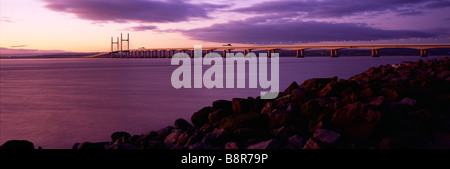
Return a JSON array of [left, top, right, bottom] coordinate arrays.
[[2, 57, 449, 149]]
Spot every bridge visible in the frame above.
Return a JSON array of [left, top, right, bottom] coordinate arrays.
[[104, 44, 450, 58], [95, 34, 450, 58]]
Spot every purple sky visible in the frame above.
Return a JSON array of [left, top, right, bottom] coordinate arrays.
[[1, 0, 449, 52]]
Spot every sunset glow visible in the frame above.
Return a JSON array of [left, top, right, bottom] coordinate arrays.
[[1, 0, 449, 53]]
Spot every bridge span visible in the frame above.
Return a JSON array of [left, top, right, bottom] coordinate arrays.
[[107, 44, 450, 58]]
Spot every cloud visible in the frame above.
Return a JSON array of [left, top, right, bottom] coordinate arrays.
[[178, 19, 436, 44], [424, 0, 450, 8], [10, 45, 28, 48], [130, 25, 158, 31], [43, 0, 227, 23], [0, 17, 12, 23], [232, 0, 448, 18]]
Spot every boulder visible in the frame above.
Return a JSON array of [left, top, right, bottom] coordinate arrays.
[[191, 106, 214, 128], [272, 94, 291, 109], [292, 88, 309, 104], [156, 126, 174, 141], [176, 131, 192, 147], [219, 112, 269, 131], [201, 128, 229, 148], [209, 109, 232, 124], [300, 100, 323, 119], [331, 102, 382, 142], [232, 98, 255, 114], [313, 129, 341, 144], [368, 96, 385, 106], [184, 132, 204, 148], [380, 88, 399, 101], [0, 140, 35, 149], [212, 100, 232, 111], [268, 110, 289, 129], [319, 81, 337, 97], [302, 138, 321, 149], [111, 131, 131, 144], [283, 81, 300, 95], [287, 135, 304, 149], [225, 142, 239, 149], [174, 118, 193, 131], [398, 97, 417, 106], [300, 76, 338, 91], [164, 130, 182, 147], [359, 88, 373, 99], [246, 139, 280, 149], [261, 102, 273, 114]]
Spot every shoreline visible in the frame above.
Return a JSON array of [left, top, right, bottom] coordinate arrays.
[[1, 57, 449, 149]]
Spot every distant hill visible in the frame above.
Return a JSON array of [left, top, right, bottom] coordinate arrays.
[[0, 47, 101, 58]]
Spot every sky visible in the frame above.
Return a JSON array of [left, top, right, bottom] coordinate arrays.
[[1, 0, 450, 53]]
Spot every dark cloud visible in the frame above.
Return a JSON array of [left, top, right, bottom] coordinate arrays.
[[10, 45, 27, 48], [43, 0, 227, 23], [232, 0, 449, 18], [424, 0, 450, 8], [130, 25, 157, 31], [179, 19, 435, 44]]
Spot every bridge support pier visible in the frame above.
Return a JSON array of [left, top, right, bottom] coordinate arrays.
[[296, 49, 304, 58], [268, 49, 276, 58], [330, 49, 339, 57], [420, 49, 428, 57], [371, 49, 379, 57]]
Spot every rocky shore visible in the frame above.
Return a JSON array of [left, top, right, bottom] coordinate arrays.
[[2, 57, 449, 149]]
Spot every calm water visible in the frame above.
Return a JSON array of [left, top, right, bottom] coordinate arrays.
[[0, 56, 445, 148]]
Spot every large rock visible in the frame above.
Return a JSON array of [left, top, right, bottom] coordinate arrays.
[[156, 126, 174, 141], [287, 135, 304, 149], [331, 102, 382, 142], [268, 110, 289, 129], [300, 100, 323, 119], [232, 98, 255, 114], [209, 109, 232, 124], [319, 81, 337, 97], [176, 131, 192, 147], [246, 139, 280, 149], [219, 112, 269, 131], [212, 100, 232, 111], [261, 102, 273, 114], [283, 81, 300, 95], [380, 88, 399, 101], [313, 129, 341, 144], [300, 76, 338, 91], [111, 131, 131, 144], [174, 118, 193, 131], [164, 130, 182, 147], [272, 94, 291, 109], [302, 138, 321, 149], [225, 142, 239, 149], [191, 106, 214, 128], [0, 140, 35, 149], [292, 88, 309, 104]]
